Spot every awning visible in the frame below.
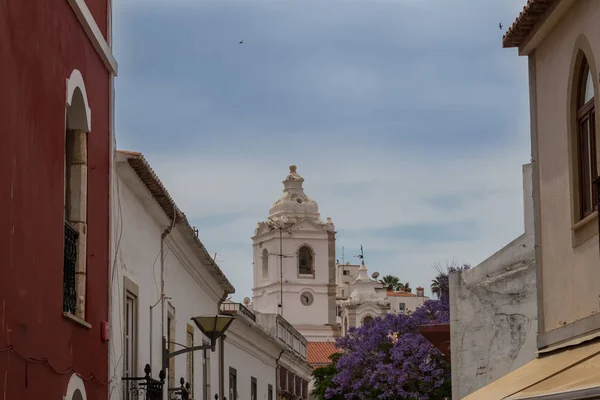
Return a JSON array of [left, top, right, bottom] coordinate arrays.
[[463, 339, 600, 400]]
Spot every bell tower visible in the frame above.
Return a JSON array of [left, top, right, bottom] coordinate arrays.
[[251, 165, 338, 340]]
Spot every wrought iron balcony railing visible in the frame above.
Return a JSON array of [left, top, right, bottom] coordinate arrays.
[[220, 302, 256, 322], [122, 364, 165, 400], [63, 221, 79, 314]]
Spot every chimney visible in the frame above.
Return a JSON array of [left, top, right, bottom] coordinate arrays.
[[416, 287, 424, 297]]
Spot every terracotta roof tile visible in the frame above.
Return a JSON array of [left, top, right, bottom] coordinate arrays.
[[387, 290, 416, 297], [307, 342, 338, 367], [503, 0, 558, 48]]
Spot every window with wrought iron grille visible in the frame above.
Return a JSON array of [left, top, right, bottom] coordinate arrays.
[[63, 126, 88, 320], [63, 71, 90, 322]]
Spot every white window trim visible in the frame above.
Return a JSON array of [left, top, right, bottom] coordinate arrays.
[[64, 373, 87, 400], [66, 0, 118, 75], [66, 69, 92, 132]]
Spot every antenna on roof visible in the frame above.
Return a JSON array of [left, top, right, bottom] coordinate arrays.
[[342, 246, 345, 264], [354, 245, 365, 265]]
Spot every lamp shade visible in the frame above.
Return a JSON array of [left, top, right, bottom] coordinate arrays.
[[191, 315, 235, 344]]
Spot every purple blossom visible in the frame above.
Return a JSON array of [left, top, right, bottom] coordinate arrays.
[[327, 300, 450, 400]]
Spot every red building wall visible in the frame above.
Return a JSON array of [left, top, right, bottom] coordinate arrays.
[[0, 0, 111, 398]]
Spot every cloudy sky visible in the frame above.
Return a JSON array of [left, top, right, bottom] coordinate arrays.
[[113, 0, 531, 299]]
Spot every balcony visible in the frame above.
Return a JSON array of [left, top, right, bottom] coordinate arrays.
[[221, 302, 256, 322], [63, 221, 79, 314]]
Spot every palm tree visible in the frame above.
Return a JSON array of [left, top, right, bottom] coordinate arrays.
[[430, 260, 471, 300], [430, 277, 441, 299], [398, 282, 412, 293], [379, 275, 400, 291]]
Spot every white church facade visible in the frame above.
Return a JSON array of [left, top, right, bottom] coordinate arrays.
[[250, 165, 429, 353]]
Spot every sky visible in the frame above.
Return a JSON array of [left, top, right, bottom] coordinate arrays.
[[112, 0, 531, 300]]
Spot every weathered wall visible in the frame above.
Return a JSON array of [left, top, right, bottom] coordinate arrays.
[[450, 164, 537, 399], [0, 0, 110, 398]]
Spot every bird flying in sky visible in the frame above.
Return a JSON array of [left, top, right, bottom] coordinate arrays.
[[239, 40, 244, 44], [499, 22, 503, 30]]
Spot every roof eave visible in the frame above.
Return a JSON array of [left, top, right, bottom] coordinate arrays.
[[117, 150, 235, 295], [502, 0, 561, 51]]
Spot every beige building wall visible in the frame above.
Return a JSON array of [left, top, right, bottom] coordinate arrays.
[[532, 0, 600, 341]]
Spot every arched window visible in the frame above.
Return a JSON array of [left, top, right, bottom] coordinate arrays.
[[262, 249, 269, 279], [65, 373, 87, 400], [576, 56, 597, 219], [63, 70, 91, 320], [298, 246, 314, 275], [362, 315, 374, 326]]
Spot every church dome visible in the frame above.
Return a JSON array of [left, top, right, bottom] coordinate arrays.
[[268, 165, 321, 222]]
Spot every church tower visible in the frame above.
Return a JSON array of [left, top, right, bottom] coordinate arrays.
[[251, 165, 338, 341]]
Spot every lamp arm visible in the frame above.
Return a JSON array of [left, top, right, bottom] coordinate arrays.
[[167, 341, 190, 349], [168, 343, 213, 359]]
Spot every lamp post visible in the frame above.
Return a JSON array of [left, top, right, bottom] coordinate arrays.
[[162, 314, 235, 371]]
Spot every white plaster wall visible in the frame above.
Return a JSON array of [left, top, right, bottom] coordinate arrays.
[[387, 295, 428, 314], [450, 164, 537, 400], [223, 319, 279, 400], [163, 231, 225, 397], [110, 165, 227, 400]]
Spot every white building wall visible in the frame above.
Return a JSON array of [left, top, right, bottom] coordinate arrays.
[[110, 163, 229, 400], [223, 318, 279, 400], [387, 294, 428, 314]]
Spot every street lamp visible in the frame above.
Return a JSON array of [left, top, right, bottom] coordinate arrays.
[[162, 314, 235, 371]]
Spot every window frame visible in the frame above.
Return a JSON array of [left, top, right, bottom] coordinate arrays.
[[123, 278, 139, 400], [251, 377, 257, 400], [576, 57, 597, 221], [186, 324, 195, 396], [63, 69, 91, 324], [262, 248, 269, 280], [297, 245, 315, 277], [229, 367, 238, 400], [167, 304, 176, 388]]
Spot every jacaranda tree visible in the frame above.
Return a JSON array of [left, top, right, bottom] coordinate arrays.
[[326, 297, 452, 399]]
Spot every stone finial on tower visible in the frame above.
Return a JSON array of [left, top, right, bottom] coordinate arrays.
[[289, 164, 297, 173]]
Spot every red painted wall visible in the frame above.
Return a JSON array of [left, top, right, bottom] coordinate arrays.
[[0, 0, 111, 399]]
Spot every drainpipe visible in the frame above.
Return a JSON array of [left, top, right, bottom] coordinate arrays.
[[217, 291, 228, 400], [149, 209, 176, 371]]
